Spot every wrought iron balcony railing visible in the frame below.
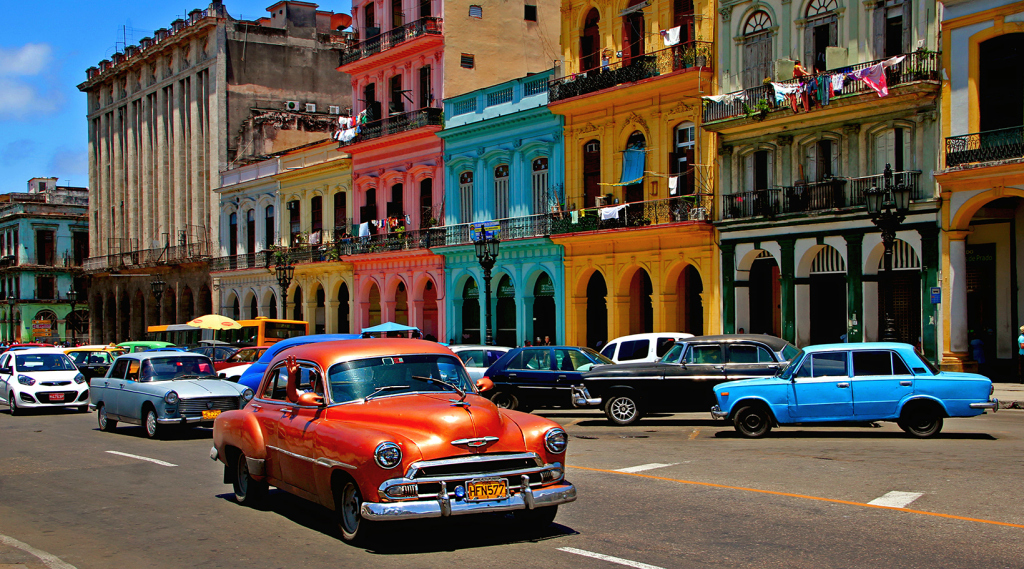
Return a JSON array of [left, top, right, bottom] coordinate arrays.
[[945, 126, 1024, 167], [339, 17, 443, 66], [432, 214, 553, 247], [337, 107, 443, 147], [703, 51, 940, 123], [83, 241, 210, 272], [549, 42, 712, 103], [722, 171, 923, 220], [549, 194, 714, 235]]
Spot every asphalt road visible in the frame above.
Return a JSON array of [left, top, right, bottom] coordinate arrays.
[[2, 406, 1023, 569]]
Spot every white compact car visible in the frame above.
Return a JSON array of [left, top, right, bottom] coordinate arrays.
[[599, 332, 695, 363], [0, 348, 90, 414], [449, 345, 512, 381]]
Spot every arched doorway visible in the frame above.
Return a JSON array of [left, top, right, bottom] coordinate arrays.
[[34, 309, 58, 343], [292, 287, 303, 321], [628, 269, 653, 334], [147, 290, 159, 329], [624, 131, 646, 215], [979, 34, 1024, 132], [131, 291, 145, 340], [367, 283, 382, 327], [622, 0, 646, 65], [461, 278, 480, 344], [104, 292, 116, 341], [337, 283, 350, 333], [876, 239, 921, 345], [394, 282, 408, 326], [268, 292, 278, 319], [580, 9, 600, 71], [161, 288, 177, 326], [586, 272, 608, 348], [495, 275, 516, 347], [314, 285, 326, 334], [421, 279, 438, 340], [180, 286, 195, 323], [533, 272, 556, 343], [679, 265, 704, 334], [749, 251, 781, 336], [810, 245, 847, 343], [231, 295, 241, 320], [118, 290, 130, 341], [248, 295, 258, 319], [198, 284, 213, 315]]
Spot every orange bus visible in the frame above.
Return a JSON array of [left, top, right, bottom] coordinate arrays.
[[146, 317, 308, 347]]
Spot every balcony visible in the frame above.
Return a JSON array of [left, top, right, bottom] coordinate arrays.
[[339, 17, 443, 68], [432, 214, 553, 247], [945, 126, 1024, 168], [722, 171, 923, 220], [337, 107, 443, 147], [548, 42, 712, 103], [550, 194, 714, 235], [702, 51, 939, 124], [83, 241, 210, 272]]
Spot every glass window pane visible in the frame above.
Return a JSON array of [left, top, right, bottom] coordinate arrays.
[[656, 337, 677, 357], [554, 349, 578, 371], [601, 343, 617, 358], [757, 347, 774, 362], [687, 345, 722, 364], [892, 352, 912, 375], [727, 345, 758, 363], [853, 351, 892, 376], [620, 340, 649, 361], [811, 352, 848, 377], [505, 352, 525, 370], [457, 350, 484, 366]]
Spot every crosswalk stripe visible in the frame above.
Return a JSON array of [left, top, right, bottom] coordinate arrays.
[[867, 491, 924, 508], [615, 463, 678, 473], [558, 547, 665, 569]]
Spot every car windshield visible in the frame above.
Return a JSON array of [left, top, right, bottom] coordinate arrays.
[[781, 344, 801, 361], [580, 347, 615, 365], [659, 343, 686, 363], [16, 353, 77, 371], [778, 349, 805, 379], [69, 351, 117, 365], [227, 348, 262, 363], [326, 354, 474, 404], [140, 356, 217, 382]]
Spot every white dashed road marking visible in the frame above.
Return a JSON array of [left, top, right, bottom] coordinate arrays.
[[105, 450, 177, 467], [0, 533, 77, 569], [615, 463, 678, 474], [867, 491, 924, 508], [558, 547, 665, 569]]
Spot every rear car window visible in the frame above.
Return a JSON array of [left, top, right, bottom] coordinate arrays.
[[727, 344, 775, 364], [600, 343, 617, 358], [457, 350, 486, 367], [655, 337, 676, 357], [618, 340, 649, 361], [686, 345, 723, 364]]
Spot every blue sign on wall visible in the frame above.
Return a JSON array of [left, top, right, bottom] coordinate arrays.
[[469, 221, 501, 241], [930, 286, 941, 304]]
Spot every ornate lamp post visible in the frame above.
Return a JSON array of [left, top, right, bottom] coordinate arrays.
[[473, 232, 501, 346], [865, 163, 912, 342], [151, 280, 166, 327], [275, 257, 295, 318], [7, 293, 15, 344], [67, 286, 78, 346]]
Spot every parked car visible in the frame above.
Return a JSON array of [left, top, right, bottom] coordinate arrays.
[[482, 346, 615, 411], [211, 338, 576, 544], [190, 345, 239, 362], [2, 343, 56, 354], [599, 332, 694, 363], [236, 334, 362, 391], [0, 348, 89, 414], [711, 342, 998, 438], [64, 345, 128, 381], [117, 341, 176, 353], [216, 346, 267, 372], [574, 334, 799, 425], [449, 345, 511, 380], [91, 352, 254, 438]]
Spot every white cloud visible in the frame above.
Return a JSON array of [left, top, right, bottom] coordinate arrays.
[[47, 147, 88, 178], [0, 79, 62, 119], [0, 44, 53, 76]]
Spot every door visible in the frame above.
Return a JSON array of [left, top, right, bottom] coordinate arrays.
[[254, 365, 288, 482], [0, 354, 11, 403], [672, 343, 728, 411], [552, 349, 592, 404], [504, 348, 556, 406], [118, 359, 144, 421], [273, 363, 324, 494], [725, 343, 783, 380], [851, 350, 913, 418], [104, 358, 130, 418], [788, 351, 853, 420]]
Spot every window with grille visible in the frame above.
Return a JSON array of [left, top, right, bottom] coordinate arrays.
[[461, 53, 475, 68], [494, 164, 510, 219], [532, 157, 549, 214], [460, 171, 474, 223], [469, 5, 482, 18], [743, 12, 774, 88], [452, 99, 477, 116], [487, 88, 513, 107], [672, 123, 696, 194], [524, 79, 546, 96]]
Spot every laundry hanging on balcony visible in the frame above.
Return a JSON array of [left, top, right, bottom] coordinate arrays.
[[845, 55, 906, 98], [703, 92, 746, 104], [600, 204, 627, 220], [660, 26, 681, 47]]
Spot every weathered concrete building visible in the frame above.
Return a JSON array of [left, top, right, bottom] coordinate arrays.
[[78, 0, 353, 342]]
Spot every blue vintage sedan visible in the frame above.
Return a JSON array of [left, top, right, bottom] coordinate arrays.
[[91, 352, 254, 438], [711, 342, 997, 438]]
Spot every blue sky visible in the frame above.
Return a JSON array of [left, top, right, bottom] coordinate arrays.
[[0, 0, 350, 193]]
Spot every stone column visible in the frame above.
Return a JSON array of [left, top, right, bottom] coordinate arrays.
[[947, 232, 970, 357], [325, 299, 338, 333]]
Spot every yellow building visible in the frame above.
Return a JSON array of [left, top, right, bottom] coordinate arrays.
[[548, 0, 719, 347], [935, 1, 1024, 373]]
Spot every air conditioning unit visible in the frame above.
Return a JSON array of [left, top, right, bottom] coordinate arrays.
[[328, 105, 341, 115], [305, 103, 317, 113], [285, 100, 301, 111]]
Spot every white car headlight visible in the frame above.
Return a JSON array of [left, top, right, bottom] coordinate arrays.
[[164, 391, 179, 405], [17, 375, 35, 386], [545, 428, 568, 454], [241, 388, 254, 402], [374, 442, 402, 469]]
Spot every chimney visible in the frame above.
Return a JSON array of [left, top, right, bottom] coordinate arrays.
[[189, 8, 203, 24], [86, 66, 99, 80], [112, 52, 125, 65], [125, 45, 137, 58], [155, 27, 169, 41], [99, 59, 111, 71], [171, 18, 185, 33], [140, 37, 153, 49]]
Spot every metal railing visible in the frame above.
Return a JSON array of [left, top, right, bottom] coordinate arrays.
[[83, 241, 210, 272], [338, 107, 443, 147], [703, 51, 940, 123], [549, 194, 714, 235], [722, 171, 923, 219], [433, 214, 553, 247], [339, 17, 443, 66], [945, 126, 1024, 167], [549, 42, 712, 103]]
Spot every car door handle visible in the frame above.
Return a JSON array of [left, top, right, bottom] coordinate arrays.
[[508, 373, 517, 378], [837, 382, 850, 388], [104, 381, 109, 387], [250, 404, 262, 411], [900, 381, 912, 386], [558, 375, 567, 379]]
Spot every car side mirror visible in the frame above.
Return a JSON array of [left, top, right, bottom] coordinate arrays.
[[296, 392, 325, 407], [476, 377, 494, 393]]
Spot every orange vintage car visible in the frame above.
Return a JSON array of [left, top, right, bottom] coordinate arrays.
[[210, 338, 576, 543]]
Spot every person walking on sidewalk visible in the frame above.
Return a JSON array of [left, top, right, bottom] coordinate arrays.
[[1018, 325, 1024, 383]]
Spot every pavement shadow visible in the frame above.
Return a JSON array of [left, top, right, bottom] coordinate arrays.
[[215, 489, 578, 553], [93, 424, 215, 441], [713, 429, 998, 440], [572, 418, 726, 428]]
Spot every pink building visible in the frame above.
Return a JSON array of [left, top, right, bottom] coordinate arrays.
[[337, 0, 560, 340]]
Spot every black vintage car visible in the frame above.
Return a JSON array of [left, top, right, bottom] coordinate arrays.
[[574, 334, 800, 425]]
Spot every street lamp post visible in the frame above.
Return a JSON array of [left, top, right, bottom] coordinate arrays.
[[275, 257, 295, 319], [865, 163, 912, 342], [7, 294, 15, 344], [473, 232, 501, 346], [67, 286, 78, 347], [151, 280, 166, 329]]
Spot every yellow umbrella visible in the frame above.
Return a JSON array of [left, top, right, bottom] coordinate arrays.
[[187, 314, 243, 330]]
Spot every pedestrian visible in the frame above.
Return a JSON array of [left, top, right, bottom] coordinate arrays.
[[1018, 325, 1024, 383], [543, 335, 552, 346], [525, 341, 532, 347], [738, 327, 745, 334]]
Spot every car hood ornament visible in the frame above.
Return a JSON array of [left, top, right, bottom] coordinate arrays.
[[450, 436, 499, 448]]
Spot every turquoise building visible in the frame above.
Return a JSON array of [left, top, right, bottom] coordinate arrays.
[[435, 71, 566, 347]]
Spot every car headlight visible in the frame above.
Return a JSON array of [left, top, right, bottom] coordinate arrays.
[[241, 388, 254, 402], [374, 442, 402, 469], [74, 373, 86, 384], [164, 391, 179, 405], [545, 428, 568, 454], [17, 375, 35, 386]]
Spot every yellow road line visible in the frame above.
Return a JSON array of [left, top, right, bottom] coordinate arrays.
[[569, 465, 1024, 529]]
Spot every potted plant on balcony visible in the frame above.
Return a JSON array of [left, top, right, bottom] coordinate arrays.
[[743, 98, 772, 121]]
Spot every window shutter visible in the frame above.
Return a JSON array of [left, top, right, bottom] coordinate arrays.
[[668, 150, 678, 176], [830, 140, 840, 176], [743, 153, 754, 191], [804, 144, 817, 183], [767, 151, 775, 188], [804, 25, 814, 70], [621, 20, 630, 66], [901, 1, 912, 53], [873, 5, 885, 59]]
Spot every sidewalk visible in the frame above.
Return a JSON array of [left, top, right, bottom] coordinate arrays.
[[992, 382, 1024, 409]]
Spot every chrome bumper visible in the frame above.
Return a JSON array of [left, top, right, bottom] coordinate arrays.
[[571, 386, 601, 408], [969, 399, 998, 412], [710, 405, 729, 419], [361, 480, 577, 521], [157, 415, 215, 425]]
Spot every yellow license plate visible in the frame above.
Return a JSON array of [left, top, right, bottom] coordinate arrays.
[[201, 410, 221, 420], [466, 479, 508, 501]]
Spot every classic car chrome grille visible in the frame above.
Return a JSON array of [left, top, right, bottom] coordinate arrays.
[[407, 452, 543, 480], [178, 397, 238, 414], [41, 381, 72, 386]]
